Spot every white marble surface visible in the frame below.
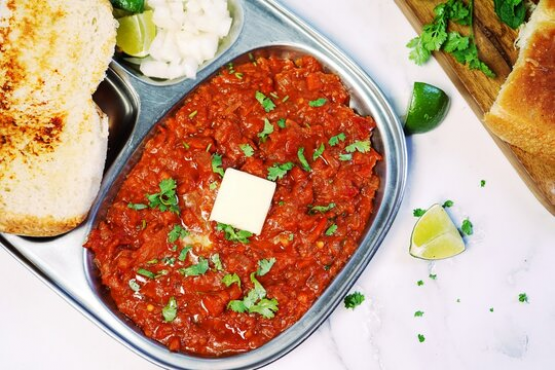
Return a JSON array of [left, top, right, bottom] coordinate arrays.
[[1, 1, 555, 369]]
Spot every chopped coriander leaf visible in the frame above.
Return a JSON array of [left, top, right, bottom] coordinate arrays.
[[429, 274, 437, 280], [129, 279, 140, 292], [239, 143, 254, 157], [162, 257, 176, 266], [297, 147, 311, 171], [518, 293, 528, 303], [414, 311, 424, 317], [309, 98, 327, 107], [255, 91, 276, 112], [137, 268, 156, 280], [325, 224, 338, 236], [162, 297, 178, 322], [209, 181, 218, 191], [345, 140, 371, 153], [243, 273, 267, 310], [339, 153, 352, 161], [147, 178, 180, 214], [344, 292, 365, 309], [211, 154, 225, 177], [216, 223, 253, 244], [249, 298, 279, 319], [188, 110, 198, 119], [128, 202, 147, 210], [313, 143, 325, 161], [258, 118, 274, 143], [329, 133, 346, 146], [480, 179, 486, 187], [267, 162, 294, 181], [179, 257, 209, 276], [211, 254, 224, 271], [278, 201, 285, 206], [228, 272, 278, 319], [257, 258, 276, 276], [178, 246, 192, 262], [309, 203, 336, 214], [168, 225, 189, 243], [222, 273, 241, 288], [288, 233, 294, 241], [277, 118, 286, 128], [228, 300, 247, 313], [456, 298, 461, 303], [490, 307, 494, 312], [418, 334, 426, 343], [417, 280, 424, 286], [413, 208, 426, 217], [460, 218, 474, 236], [442, 200, 454, 208]]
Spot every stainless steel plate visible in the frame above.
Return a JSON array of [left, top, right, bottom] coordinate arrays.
[[0, 1, 407, 369]]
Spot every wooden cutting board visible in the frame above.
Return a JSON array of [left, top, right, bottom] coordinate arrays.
[[395, 0, 555, 216]]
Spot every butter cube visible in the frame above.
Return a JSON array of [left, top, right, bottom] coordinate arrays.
[[210, 168, 276, 235]]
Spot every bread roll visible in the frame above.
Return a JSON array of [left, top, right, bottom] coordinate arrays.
[[484, 0, 555, 156], [0, 0, 117, 236]]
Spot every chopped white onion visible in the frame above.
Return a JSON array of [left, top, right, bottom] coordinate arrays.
[[140, 0, 232, 80]]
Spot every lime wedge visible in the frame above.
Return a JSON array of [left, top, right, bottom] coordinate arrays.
[[116, 11, 156, 57], [404, 82, 450, 135], [409, 204, 465, 260]]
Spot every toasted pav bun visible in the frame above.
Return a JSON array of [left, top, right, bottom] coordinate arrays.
[[0, 0, 117, 236], [484, 0, 555, 156]]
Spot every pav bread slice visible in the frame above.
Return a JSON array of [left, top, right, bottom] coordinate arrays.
[[484, 0, 555, 156], [0, 0, 117, 236]]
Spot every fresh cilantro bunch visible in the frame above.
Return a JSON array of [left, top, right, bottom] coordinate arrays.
[[407, 0, 495, 78], [494, 0, 526, 29]]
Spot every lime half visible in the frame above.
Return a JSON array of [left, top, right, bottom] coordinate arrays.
[[404, 82, 450, 135], [409, 204, 465, 260], [116, 10, 156, 57]]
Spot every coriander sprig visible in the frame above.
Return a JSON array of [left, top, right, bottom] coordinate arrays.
[[406, 0, 495, 78]]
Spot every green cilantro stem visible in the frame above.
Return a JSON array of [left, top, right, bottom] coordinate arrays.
[[297, 147, 311, 172]]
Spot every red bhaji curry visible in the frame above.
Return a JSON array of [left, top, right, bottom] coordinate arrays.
[[85, 55, 381, 356]]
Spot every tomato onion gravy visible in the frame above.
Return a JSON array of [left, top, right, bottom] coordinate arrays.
[[85, 55, 381, 356]]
